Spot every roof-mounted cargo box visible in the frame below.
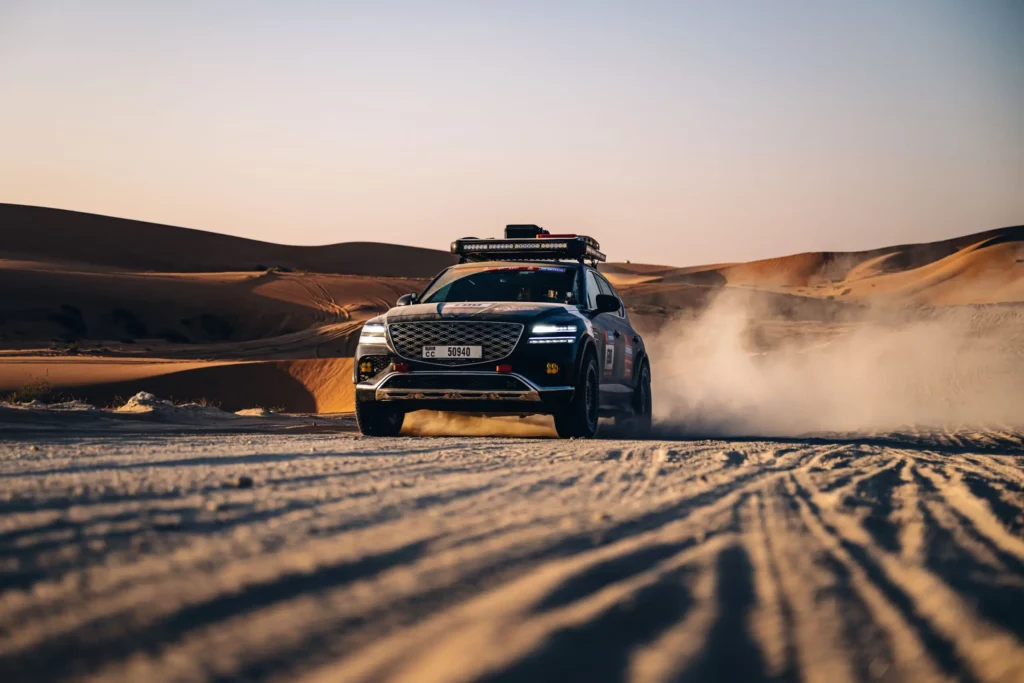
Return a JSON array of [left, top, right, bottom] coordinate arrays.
[[504, 224, 549, 239]]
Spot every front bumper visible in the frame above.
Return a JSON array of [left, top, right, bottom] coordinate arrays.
[[355, 366, 574, 415], [353, 325, 582, 414], [363, 370, 571, 402]]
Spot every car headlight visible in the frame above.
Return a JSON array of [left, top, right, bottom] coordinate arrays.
[[531, 324, 578, 335], [358, 323, 388, 345]]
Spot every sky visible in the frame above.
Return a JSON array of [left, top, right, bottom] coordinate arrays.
[[0, 0, 1022, 266]]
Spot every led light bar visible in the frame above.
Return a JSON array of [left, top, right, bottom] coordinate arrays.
[[451, 235, 605, 263], [527, 336, 575, 344], [531, 324, 578, 334]]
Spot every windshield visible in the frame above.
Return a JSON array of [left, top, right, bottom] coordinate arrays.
[[421, 264, 578, 304]]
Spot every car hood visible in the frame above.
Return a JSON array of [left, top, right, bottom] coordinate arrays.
[[383, 302, 579, 324]]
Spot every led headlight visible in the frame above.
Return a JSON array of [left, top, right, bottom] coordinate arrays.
[[531, 324, 578, 335], [358, 323, 388, 345]]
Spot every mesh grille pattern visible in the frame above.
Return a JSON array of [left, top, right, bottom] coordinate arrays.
[[383, 374, 527, 391], [388, 321, 523, 365]]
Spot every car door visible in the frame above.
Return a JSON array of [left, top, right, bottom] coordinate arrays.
[[594, 272, 633, 394], [583, 268, 622, 407]]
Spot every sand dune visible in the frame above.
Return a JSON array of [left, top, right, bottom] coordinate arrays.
[[2, 204, 1022, 414], [0, 204, 456, 276], [605, 225, 1024, 310], [0, 261, 421, 350], [0, 357, 353, 414]]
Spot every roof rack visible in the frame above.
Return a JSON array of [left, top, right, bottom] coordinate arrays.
[[451, 225, 606, 264]]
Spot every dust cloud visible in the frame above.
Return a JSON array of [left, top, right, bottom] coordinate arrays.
[[648, 292, 1024, 437]]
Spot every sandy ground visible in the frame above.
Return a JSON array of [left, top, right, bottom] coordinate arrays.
[[1, 426, 1022, 683], [3, 206, 1023, 681]]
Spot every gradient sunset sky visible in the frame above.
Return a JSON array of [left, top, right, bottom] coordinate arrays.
[[1, 1, 1021, 266]]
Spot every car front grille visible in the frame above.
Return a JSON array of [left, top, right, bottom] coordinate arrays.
[[388, 321, 523, 365]]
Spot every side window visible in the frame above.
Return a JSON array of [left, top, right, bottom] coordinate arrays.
[[595, 273, 624, 317], [569, 268, 582, 305], [584, 269, 601, 310]]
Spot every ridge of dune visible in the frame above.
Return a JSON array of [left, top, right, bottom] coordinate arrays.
[[0, 203, 456, 277], [607, 225, 1023, 280], [607, 224, 1024, 307]]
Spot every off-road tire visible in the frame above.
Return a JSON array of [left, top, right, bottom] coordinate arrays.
[[355, 399, 405, 436], [554, 353, 600, 439]]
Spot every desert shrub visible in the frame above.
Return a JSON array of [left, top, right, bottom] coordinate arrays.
[[3, 379, 52, 404], [178, 396, 221, 408]]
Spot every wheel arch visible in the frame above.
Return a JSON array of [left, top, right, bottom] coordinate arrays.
[[575, 334, 599, 381], [631, 349, 650, 388]]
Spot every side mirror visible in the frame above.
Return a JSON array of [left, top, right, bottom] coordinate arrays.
[[595, 294, 620, 314], [396, 293, 418, 307]]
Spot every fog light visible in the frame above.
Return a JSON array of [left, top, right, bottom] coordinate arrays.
[[393, 362, 410, 373], [360, 361, 373, 374], [546, 362, 559, 375], [496, 364, 513, 374]]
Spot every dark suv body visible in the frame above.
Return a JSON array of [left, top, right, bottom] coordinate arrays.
[[352, 229, 651, 438]]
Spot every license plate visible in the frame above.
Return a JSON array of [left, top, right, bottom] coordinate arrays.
[[422, 345, 482, 359]]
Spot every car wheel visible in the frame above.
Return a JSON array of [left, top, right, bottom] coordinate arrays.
[[554, 352, 599, 439], [355, 399, 405, 436]]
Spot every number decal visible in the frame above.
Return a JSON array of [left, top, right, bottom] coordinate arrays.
[[603, 330, 615, 375], [624, 337, 633, 379]]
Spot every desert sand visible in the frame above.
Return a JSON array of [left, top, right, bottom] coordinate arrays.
[[2, 205, 1023, 682], [1, 427, 1022, 682]]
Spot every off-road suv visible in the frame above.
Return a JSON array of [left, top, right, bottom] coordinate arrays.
[[353, 225, 651, 438]]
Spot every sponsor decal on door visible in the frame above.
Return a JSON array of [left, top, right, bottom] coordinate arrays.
[[604, 330, 615, 375], [624, 337, 634, 379]]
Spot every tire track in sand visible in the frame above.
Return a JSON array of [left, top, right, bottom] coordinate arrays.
[[0, 434, 1022, 682]]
